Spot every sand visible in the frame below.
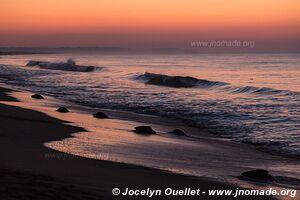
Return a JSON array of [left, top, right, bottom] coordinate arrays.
[[0, 86, 284, 199]]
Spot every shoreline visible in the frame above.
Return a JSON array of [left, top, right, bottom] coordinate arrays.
[[0, 54, 299, 160], [0, 85, 297, 199]]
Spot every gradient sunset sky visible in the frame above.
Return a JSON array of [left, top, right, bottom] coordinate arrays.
[[0, 0, 299, 51]]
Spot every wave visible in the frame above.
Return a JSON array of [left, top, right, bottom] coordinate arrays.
[[26, 59, 102, 72], [136, 72, 298, 96], [241, 139, 300, 158], [136, 72, 228, 88], [227, 85, 300, 96], [1, 64, 299, 158], [228, 86, 288, 95]]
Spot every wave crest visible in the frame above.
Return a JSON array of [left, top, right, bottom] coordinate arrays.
[[137, 72, 227, 88], [136, 72, 298, 97]]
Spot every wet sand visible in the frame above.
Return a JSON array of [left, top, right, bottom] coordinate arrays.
[[0, 86, 289, 199]]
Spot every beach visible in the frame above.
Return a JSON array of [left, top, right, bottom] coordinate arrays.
[[1, 0, 300, 199], [1, 85, 299, 200]]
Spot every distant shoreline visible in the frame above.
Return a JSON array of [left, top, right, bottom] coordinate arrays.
[[1, 47, 300, 54], [0, 51, 55, 55]]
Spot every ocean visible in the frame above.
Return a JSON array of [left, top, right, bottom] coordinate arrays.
[[0, 53, 299, 159]]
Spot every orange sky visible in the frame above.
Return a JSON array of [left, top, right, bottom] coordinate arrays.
[[0, 0, 299, 50]]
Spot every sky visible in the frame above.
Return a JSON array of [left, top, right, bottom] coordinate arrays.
[[0, 0, 299, 52]]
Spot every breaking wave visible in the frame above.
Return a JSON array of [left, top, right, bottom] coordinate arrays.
[[136, 72, 228, 88], [136, 72, 298, 96], [26, 59, 102, 72]]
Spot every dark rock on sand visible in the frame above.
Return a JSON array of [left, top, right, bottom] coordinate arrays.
[[56, 107, 69, 113], [31, 94, 44, 99], [242, 169, 275, 182], [134, 126, 157, 135], [168, 129, 187, 136], [93, 112, 109, 119]]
